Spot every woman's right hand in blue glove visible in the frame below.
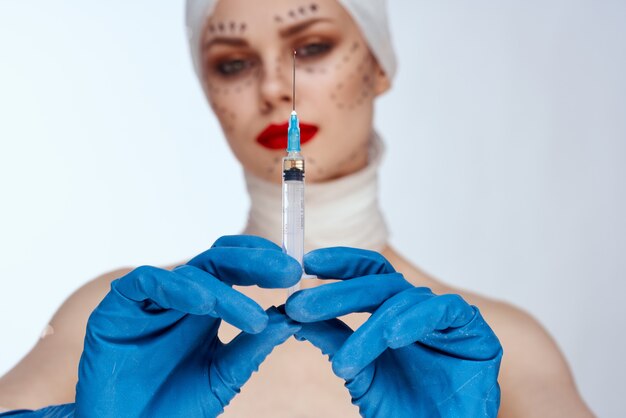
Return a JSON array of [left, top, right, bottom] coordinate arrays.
[[0, 235, 302, 418], [75, 235, 301, 417]]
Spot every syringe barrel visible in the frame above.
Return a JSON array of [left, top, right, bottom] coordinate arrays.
[[282, 156, 304, 296]]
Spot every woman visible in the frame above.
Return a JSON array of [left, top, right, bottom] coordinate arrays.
[[0, 0, 593, 416]]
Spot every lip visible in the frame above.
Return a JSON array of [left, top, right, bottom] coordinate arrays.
[[256, 121, 319, 150]]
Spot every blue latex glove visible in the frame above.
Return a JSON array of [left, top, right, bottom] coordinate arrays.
[[286, 247, 503, 417], [1, 235, 301, 417], [0, 405, 75, 418]]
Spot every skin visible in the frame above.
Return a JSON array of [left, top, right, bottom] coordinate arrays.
[[0, 0, 595, 416], [200, 0, 383, 182]]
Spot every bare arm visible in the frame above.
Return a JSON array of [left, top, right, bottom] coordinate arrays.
[[0, 268, 132, 410]]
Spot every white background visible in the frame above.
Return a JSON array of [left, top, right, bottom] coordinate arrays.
[[1, 1, 624, 416]]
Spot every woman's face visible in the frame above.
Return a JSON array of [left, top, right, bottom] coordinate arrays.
[[200, 0, 390, 183]]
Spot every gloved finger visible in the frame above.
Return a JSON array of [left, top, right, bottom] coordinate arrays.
[[294, 319, 377, 400], [211, 235, 282, 251], [285, 273, 413, 322], [332, 289, 475, 380], [303, 247, 396, 280], [210, 306, 301, 405], [389, 298, 502, 361], [114, 265, 268, 334], [0, 404, 76, 417], [187, 246, 301, 288], [294, 317, 354, 359]]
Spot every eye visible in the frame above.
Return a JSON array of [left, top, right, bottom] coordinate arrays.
[[295, 42, 333, 58], [216, 58, 253, 76]]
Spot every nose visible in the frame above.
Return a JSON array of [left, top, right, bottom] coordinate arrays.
[[258, 53, 293, 114]]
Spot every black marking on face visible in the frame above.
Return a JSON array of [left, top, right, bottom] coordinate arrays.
[[240, 23, 247, 33], [310, 3, 318, 12], [209, 24, 215, 33], [229, 22, 236, 31], [288, 10, 296, 18], [351, 41, 360, 52], [273, 156, 281, 163], [305, 66, 315, 74], [357, 50, 371, 70], [218, 22, 225, 31], [299, 6, 306, 15], [274, 15, 283, 23], [215, 104, 235, 133]]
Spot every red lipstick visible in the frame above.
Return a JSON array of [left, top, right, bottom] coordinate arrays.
[[256, 122, 319, 150]]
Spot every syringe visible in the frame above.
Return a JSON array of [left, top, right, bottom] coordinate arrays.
[[283, 51, 304, 297]]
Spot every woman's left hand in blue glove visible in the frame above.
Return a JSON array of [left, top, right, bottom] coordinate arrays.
[[286, 247, 503, 418]]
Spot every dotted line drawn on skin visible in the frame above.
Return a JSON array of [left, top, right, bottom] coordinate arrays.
[[332, 45, 377, 110], [207, 20, 248, 35], [275, 3, 319, 24], [204, 61, 259, 98], [213, 105, 237, 133]]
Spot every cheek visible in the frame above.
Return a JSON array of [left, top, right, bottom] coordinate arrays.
[[327, 41, 378, 111], [205, 70, 260, 134], [297, 41, 377, 112]]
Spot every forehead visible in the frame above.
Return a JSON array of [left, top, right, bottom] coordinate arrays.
[[208, 0, 349, 31]]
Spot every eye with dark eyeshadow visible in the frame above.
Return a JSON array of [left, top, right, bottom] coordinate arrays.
[[215, 58, 254, 76], [295, 41, 333, 58]]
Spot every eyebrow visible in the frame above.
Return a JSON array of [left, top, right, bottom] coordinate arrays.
[[203, 37, 249, 50], [203, 18, 333, 51]]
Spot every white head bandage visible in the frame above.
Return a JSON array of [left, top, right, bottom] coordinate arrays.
[[185, 0, 397, 83]]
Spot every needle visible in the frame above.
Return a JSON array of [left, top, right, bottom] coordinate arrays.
[[292, 50, 296, 112]]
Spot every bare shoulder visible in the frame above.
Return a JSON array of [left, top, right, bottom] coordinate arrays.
[[383, 247, 594, 417], [390, 251, 593, 417], [0, 267, 133, 410], [460, 291, 594, 417]]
